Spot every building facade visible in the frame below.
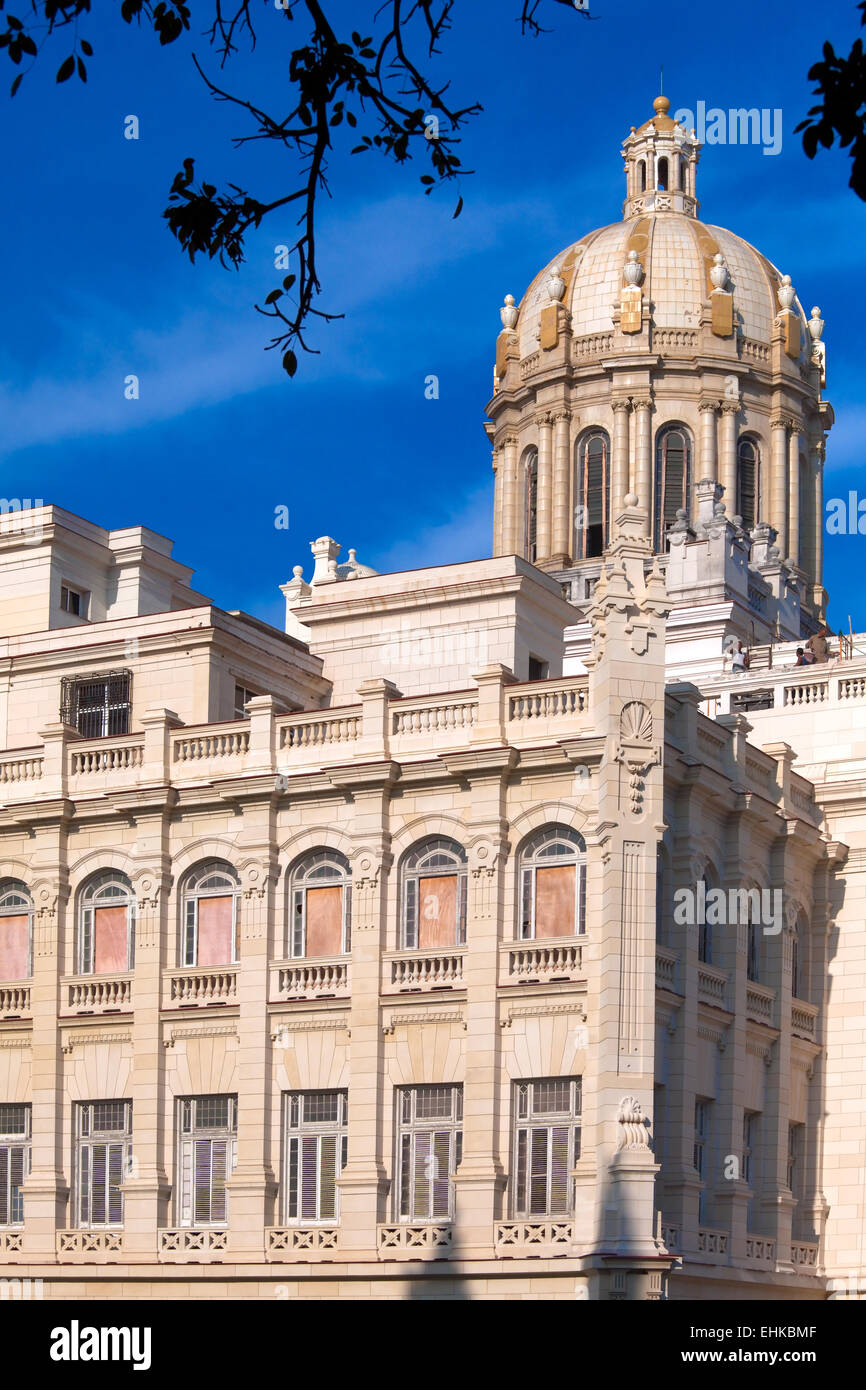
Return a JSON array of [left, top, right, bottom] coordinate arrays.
[[0, 98, 863, 1301]]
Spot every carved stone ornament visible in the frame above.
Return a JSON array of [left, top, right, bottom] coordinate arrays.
[[500, 294, 518, 330], [616, 1096, 652, 1150], [615, 702, 659, 816]]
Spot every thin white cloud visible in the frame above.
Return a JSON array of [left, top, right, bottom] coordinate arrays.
[[371, 483, 493, 575]]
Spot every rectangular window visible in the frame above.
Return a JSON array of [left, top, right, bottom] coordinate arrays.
[[747, 919, 760, 982], [787, 1123, 803, 1200], [395, 1085, 462, 1222], [521, 862, 585, 940], [284, 1091, 348, 1223], [743, 1111, 756, 1185], [513, 1078, 581, 1218], [80, 904, 132, 975], [61, 671, 132, 739], [233, 684, 258, 720], [178, 1095, 237, 1226], [694, 1099, 712, 1225], [60, 584, 85, 617], [0, 1104, 31, 1227], [76, 1100, 131, 1228]]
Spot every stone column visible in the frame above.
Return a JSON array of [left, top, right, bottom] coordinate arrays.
[[536, 411, 554, 562], [228, 845, 279, 1258], [719, 403, 738, 516], [451, 760, 513, 1258], [699, 402, 719, 486], [123, 859, 172, 1255], [499, 433, 519, 557], [632, 398, 653, 539], [787, 424, 803, 567], [770, 416, 789, 558], [551, 409, 572, 565], [611, 400, 631, 526], [813, 441, 825, 592], [492, 450, 502, 556]]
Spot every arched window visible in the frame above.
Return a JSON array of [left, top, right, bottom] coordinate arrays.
[[577, 430, 611, 558], [792, 916, 807, 1002], [181, 861, 238, 968], [519, 826, 586, 940], [747, 894, 761, 983], [654, 426, 692, 551], [79, 873, 135, 976], [0, 881, 32, 981], [524, 450, 538, 563], [638, 159, 647, 192], [657, 156, 669, 191], [697, 868, 717, 965], [290, 851, 352, 959], [737, 438, 760, 530], [401, 838, 467, 950]]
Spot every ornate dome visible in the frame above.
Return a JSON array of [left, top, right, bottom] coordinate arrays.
[[517, 217, 810, 361]]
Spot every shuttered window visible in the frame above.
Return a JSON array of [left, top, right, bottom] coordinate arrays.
[[402, 839, 467, 950], [737, 438, 759, 530], [519, 825, 586, 939], [290, 852, 352, 959], [0, 1104, 30, 1226], [694, 1098, 712, 1224], [178, 1095, 237, 1226], [395, 1086, 462, 1222], [76, 1101, 131, 1228], [579, 432, 611, 559], [513, 1079, 581, 1217], [654, 427, 692, 551], [284, 1091, 348, 1223]]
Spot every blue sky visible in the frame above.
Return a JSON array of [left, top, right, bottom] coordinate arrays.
[[2, 0, 864, 632]]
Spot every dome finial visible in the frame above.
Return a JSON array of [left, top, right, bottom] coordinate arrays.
[[653, 94, 671, 117]]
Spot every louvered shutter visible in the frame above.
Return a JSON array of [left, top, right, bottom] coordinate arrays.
[[738, 445, 757, 529], [520, 868, 533, 940], [292, 889, 305, 958], [549, 1127, 570, 1214], [399, 1134, 412, 1217], [413, 1133, 432, 1220], [659, 432, 687, 546], [0, 1148, 7, 1225], [90, 1145, 107, 1225], [529, 1128, 548, 1214], [319, 1134, 338, 1221], [194, 1139, 212, 1224], [184, 900, 197, 966], [107, 1144, 125, 1225], [432, 1131, 451, 1218], [79, 1145, 91, 1226], [404, 879, 417, 949], [300, 1135, 319, 1220], [211, 1139, 230, 1224]]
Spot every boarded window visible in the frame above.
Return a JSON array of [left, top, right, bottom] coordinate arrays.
[[304, 885, 344, 958], [196, 896, 235, 968], [534, 864, 576, 938], [418, 875, 458, 949], [93, 906, 130, 974], [0, 914, 30, 980]]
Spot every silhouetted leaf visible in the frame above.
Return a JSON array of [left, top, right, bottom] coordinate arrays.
[[56, 55, 74, 83]]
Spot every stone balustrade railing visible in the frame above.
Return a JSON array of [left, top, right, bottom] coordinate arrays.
[[164, 968, 237, 1008], [385, 950, 464, 992], [0, 749, 43, 785], [791, 999, 818, 1040], [0, 982, 31, 1019], [64, 975, 133, 1014], [270, 957, 350, 1001], [494, 1221, 573, 1256], [745, 981, 776, 1026], [655, 948, 678, 992], [70, 740, 144, 776], [697, 1227, 729, 1256], [377, 1224, 452, 1257], [791, 1241, 819, 1270], [697, 964, 729, 1010], [501, 939, 585, 987], [278, 708, 362, 750]]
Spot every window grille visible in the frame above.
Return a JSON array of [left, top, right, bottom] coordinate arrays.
[[519, 825, 586, 940], [76, 1100, 132, 1228], [737, 439, 759, 530], [60, 671, 131, 738], [395, 1085, 462, 1222], [579, 432, 611, 559], [513, 1078, 581, 1217], [290, 852, 352, 959], [401, 839, 467, 951], [177, 1095, 237, 1226], [524, 451, 538, 563], [0, 1104, 30, 1227], [284, 1091, 348, 1223]]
